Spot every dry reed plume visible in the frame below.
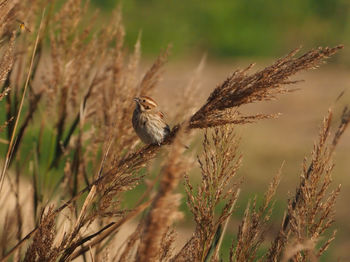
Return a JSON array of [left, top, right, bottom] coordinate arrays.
[[0, 0, 348, 261]]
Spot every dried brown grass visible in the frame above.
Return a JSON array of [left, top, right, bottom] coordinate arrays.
[[230, 166, 282, 262], [0, 1, 348, 262], [267, 108, 350, 262]]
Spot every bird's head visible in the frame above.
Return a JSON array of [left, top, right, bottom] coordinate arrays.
[[133, 96, 158, 112]]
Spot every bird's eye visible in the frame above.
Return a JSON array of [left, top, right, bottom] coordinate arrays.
[[142, 99, 146, 102]]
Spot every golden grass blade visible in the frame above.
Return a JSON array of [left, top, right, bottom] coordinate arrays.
[[213, 189, 240, 261], [0, 9, 46, 193], [68, 199, 153, 260]]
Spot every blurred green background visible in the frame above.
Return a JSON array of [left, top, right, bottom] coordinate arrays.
[[90, 0, 350, 61]]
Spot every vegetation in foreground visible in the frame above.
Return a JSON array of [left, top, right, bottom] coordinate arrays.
[[0, 1, 349, 261]]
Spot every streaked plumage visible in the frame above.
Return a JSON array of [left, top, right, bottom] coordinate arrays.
[[132, 96, 170, 145]]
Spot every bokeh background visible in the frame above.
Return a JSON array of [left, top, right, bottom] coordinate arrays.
[[85, 0, 350, 261], [90, 0, 350, 62]]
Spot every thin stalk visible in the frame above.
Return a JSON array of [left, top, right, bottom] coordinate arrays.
[[65, 199, 152, 261], [213, 189, 240, 260], [0, 9, 46, 193]]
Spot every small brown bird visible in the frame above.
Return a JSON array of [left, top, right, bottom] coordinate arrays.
[[132, 96, 170, 145]]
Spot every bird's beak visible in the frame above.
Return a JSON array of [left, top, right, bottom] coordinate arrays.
[[133, 97, 140, 103]]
